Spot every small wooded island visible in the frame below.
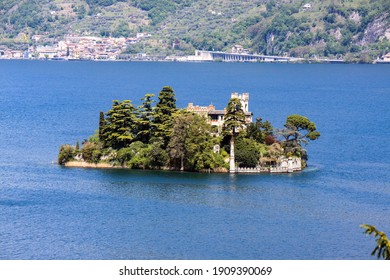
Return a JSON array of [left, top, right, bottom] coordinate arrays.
[[58, 86, 320, 173]]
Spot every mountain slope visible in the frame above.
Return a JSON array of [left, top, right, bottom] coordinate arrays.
[[0, 0, 389, 61]]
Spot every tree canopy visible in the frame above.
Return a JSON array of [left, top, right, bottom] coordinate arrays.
[[100, 100, 137, 149], [279, 114, 320, 158], [136, 93, 155, 143], [223, 97, 246, 172], [223, 97, 246, 136], [152, 86, 177, 145], [284, 114, 321, 141], [168, 110, 216, 171], [59, 87, 320, 173], [246, 117, 274, 143]]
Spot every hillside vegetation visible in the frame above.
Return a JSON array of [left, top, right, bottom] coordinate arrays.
[[0, 0, 389, 61]]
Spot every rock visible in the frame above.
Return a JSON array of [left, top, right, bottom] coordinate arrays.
[[349, 11, 361, 24], [360, 14, 390, 46], [64, 161, 114, 168]]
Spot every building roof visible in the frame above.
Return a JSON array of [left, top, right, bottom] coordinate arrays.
[[208, 110, 225, 115], [208, 110, 252, 116]]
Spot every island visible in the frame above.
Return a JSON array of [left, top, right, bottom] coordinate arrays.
[[58, 86, 320, 173]]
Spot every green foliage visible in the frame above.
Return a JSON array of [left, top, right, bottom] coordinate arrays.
[[116, 141, 150, 168], [123, 44, 146, 54], [235, 137, 261, 167], [279, 114, 320, 158], [168, 110, 217, 171], [86, 0, 124, 7], [100, 100, 138, 149], [246, 117, 274, 143], [152, 86, 177, 145], [134, 0, 194, 25], [5, 1, 45, 35], [248, 0, 390, 59], [223, 97, 247, 171], [81, 141, 102, 163], [361, 224, 390, 260], [127, 141, 149, 168], [58, 144, 76, 165], [1, 0, 389, 60], [75, 5, 87, 20], [147, 137, 169, 168], [112, 21, 132, 38], [59, 86, 320, 172], [223, 98, 246, 136], [99, 111, 105, 141], [136, 93, 155, 143]]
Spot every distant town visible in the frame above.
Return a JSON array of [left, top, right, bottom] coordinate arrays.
[[0, 33, 153, 61], [1, 34, 390, 63]]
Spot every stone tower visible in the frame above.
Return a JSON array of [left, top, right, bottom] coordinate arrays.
[[231, 92, 249, 112]]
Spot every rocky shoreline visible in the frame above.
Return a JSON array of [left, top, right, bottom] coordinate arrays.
[[65, 161, 115, 169]]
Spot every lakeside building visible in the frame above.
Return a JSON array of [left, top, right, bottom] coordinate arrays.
[[0, 49, 25, 59], [186, 92, 253, 132], [0, 34, 148, 60], [375, 52, 390, 64], [36, 46, 58, 59]]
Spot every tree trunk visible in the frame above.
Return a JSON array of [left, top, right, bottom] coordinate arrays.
[[180, 155, 184, 171], [229, 134, 235, 173]]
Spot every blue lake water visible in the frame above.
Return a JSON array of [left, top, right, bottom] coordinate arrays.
[[0, 61, 389, 259]]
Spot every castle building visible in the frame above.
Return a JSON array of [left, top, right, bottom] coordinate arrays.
[[186, 93, 253, 131]]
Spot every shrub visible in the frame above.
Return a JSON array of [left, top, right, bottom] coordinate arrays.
[[58, 144, 75, 165], [147, 139, 169, 168], [116, 147, 133, 166], [235, 138, 260, 167], [81, 141, 102, 163]]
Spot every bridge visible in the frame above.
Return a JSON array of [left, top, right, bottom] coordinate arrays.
[[192, 50, 297, 62], [187, 50, 344, 63]]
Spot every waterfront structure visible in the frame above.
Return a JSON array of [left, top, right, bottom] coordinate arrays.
[[270, 157, 302, 173], [186, 92, 253, 132], [375, 52, 390, 64], [183, 50, 344, 63], [36, 46, 58, 59], [302, 3, 312, 11], [190, 50, 295, 62]]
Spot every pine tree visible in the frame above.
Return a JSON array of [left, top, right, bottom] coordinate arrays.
[[223, 97, 246, 173], [101, 100, 137, 149], [279, 114, 320, 158], [136, 93, 155, 143], [152, 86, 177, 146]]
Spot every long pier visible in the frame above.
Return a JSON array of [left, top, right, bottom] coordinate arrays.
[[190, 50, 344, 63]]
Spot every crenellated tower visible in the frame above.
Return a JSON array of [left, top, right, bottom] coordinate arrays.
[[231, 92, 249, 112]]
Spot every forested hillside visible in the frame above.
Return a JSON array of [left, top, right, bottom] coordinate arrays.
[[0, 0, 389, 61]]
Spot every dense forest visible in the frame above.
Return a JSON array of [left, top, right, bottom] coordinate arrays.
[[58, 86, 320, 172], [1, 0, 389, 61]]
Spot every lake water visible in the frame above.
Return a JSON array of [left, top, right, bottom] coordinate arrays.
[[0, 61, 389, 259]]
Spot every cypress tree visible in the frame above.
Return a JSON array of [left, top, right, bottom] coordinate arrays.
[[99, 111, 105, 141], [223, 97, 246, 173]]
